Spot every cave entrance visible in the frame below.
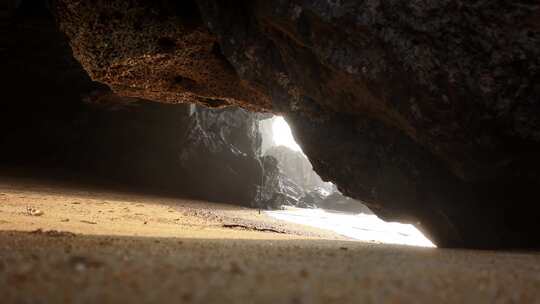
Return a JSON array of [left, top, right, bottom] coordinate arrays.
[[4, 0, 434, 248], [270, 117, 302, 152], [259, 116, 435, 248]]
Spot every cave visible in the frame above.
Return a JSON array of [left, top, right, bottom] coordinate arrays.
[[34, 0, 540, 249], [2, 0, 540, 302]]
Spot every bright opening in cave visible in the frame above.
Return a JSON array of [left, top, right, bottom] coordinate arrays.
[[265, 116, 435, 248], [272, 117, 302, 152]]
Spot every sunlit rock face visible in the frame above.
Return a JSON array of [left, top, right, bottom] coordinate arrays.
[[178, 106, 266, 205], [301, 189, 373, 215], [258, 155, 305, 209], [50, 1, 540, 248], [264, 145, 330, 193]]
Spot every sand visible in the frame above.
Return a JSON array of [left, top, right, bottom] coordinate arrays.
[[1, 176, 539, 303]]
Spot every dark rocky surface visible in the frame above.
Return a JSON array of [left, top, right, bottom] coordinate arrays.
[[7, 0, 540, 248], [194, 0, 540, 248], [2, 2, 268, 207]]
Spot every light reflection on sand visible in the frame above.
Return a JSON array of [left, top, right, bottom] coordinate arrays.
[[267, 207, 436, 247]]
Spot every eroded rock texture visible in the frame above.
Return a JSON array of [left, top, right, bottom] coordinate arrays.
[[194, 0, 540, 248], [3, 1, 266, 207], [53, 0, 270, 110], [22, 0, 540, 248]]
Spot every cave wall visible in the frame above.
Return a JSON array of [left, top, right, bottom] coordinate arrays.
[[2, 1, 268, 207], [8, 0, 540, 248], [194, 0, 540, 248], [265, 145, 331, 193]]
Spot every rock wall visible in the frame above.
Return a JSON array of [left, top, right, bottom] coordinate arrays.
[[13, 0, 540, 248], [264, 145, 331, 193], [258, 122, 371, 213], [258, 155, 305, 209], [177, 106, 266, 205], [3, 2, 268, 207], [194, 0, 540, 248]]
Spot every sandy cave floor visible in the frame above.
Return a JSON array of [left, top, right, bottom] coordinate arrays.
[[0, 176, 540, 303]]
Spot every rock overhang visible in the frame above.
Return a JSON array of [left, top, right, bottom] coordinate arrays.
[[12, 0, 540, 249]]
